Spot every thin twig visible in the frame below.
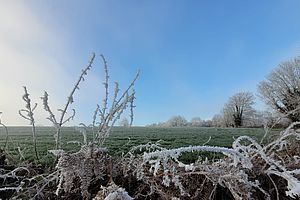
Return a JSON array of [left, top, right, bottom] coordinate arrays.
[[41, 53, 95, 150]]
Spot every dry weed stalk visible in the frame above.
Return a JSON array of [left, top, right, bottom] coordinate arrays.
[[41, 53, 95, 150], [95, 55, 139, 146], [52, 54, 139, 199], [8, 54, 139, 199], [19, 86, 39, 160]]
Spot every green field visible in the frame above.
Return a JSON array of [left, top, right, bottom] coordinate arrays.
[[0, 126, 280, 165]]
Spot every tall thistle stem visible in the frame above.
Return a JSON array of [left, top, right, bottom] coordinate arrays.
[[42, 53, 95, 150], [19, 86, 39, 160]]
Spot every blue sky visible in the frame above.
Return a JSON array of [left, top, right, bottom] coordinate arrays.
[[1, 1, 300, 125]]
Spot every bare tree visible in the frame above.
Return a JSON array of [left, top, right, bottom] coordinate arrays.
[[223, 92, 255, 127], [165, 115, 188, 127], [222, 105, 235, 127], [258, 57, 300, 122], [190, 117, 203, 127]]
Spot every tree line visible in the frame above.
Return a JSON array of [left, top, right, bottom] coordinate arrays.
[[149, 56, 300, 128]]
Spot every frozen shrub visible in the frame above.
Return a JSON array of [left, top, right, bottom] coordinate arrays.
[[119, 123, 300, 199], [53, 54, 139, 199], [56, 145, 110, 199]]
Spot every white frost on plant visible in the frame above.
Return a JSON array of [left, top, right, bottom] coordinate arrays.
[[268, 169, 300, 198], [286, 177, 300, 198], [149, 159, 161, 176], [178, 161, 195, 171], [75, 125, 88, 145], [134, 124, 300, 199], [143, 145, 253, 169], [104, 188, 133, 200], [172, 175, 189, 196], [48, 149, 65, 156], [96, 182, 133, 200], [162, 174, 171, 187]]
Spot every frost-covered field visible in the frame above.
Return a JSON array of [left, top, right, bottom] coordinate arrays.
[[0, 126, 277, 164]]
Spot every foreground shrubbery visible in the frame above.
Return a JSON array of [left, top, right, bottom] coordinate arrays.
[[0, 55, 299, 200], [1, 124, 299, 200]]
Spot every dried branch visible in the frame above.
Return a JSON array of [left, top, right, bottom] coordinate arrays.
[[41, 53, 95, 150], [61, 109, 76, 125], [100, 54, 110, 123], [41, 91, 58, 126], [19, 86, 39, 160], [92, 104, 100, 142], [96, 68, 140, 144], [129, 89, 136, 126]]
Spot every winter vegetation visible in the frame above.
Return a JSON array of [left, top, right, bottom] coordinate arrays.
[[258, 57, 300, 122], [0, 55, 300, 200]]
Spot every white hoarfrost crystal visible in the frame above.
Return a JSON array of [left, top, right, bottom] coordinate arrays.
[[162, 175, 171, 187], [94, 183, 133, 200], [56, 145, 109, 199], [104, 188, 133, 200], [143, 145, 253, 170], [48, 149, 65, 156], [269, 170, 300, 198], [286, 177, 300, 198]]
